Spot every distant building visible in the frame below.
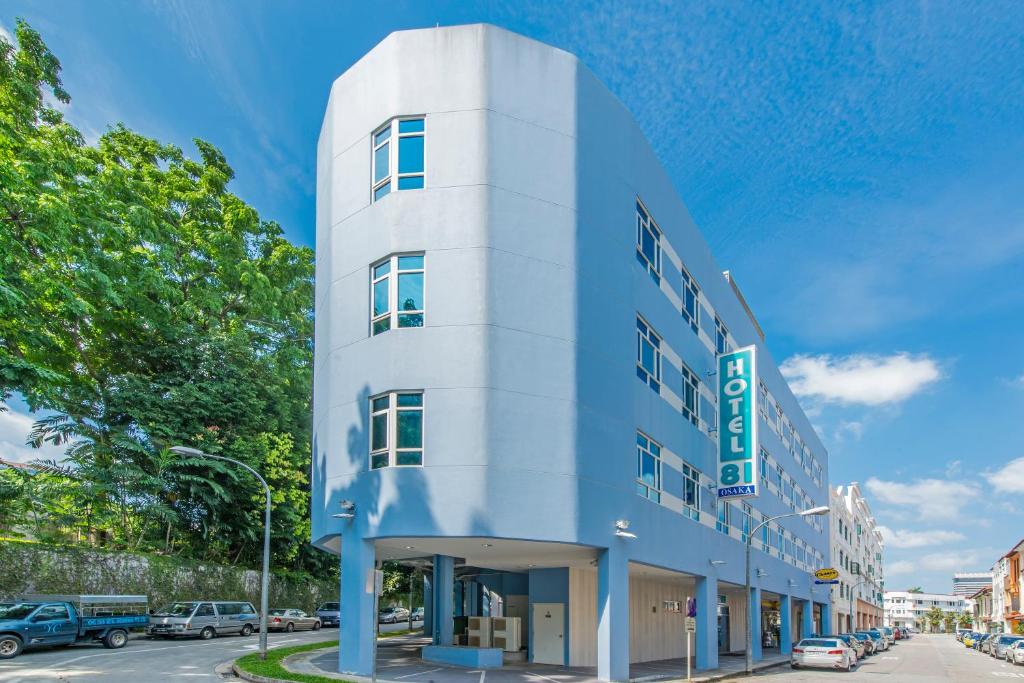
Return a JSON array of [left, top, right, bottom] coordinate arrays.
[[970, 586, 994, 632], [953, 571, 993, 598], [829, 484, 884, 632], [884, 591, 970, 632]]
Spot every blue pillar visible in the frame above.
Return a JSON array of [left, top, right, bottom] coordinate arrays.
[[597, 547, 629, 681], [749, 586, 762, 662], [820, 602, 832, 636], [467, 580, 480, 616], [801, 598, 813, 639], [454, 580, 464, 617], [779, 594, 792, 654], [338, 537, 376, 676], [423, 573, 433, 632], [694, 575, 719, 671], [433, 555, 454, 645]]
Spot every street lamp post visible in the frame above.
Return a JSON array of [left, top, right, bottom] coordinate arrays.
[[171, 445, 272, 660], [848, 577, 870, 632], [744, 505, 829, 676]]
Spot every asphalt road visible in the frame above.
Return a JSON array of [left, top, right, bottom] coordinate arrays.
[[0, 621, 419, 683], [752, 633, 1024, 681]]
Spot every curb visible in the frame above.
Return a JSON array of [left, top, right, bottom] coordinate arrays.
[[232, 663, 284, 683]]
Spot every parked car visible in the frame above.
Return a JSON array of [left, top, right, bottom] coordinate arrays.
[[791, 637, 857, 672], [963, 632, 979, 648], [410, 607, 424, 622], [864, 629, 890, 651], [315, 602, 339, 628], [991, 634, 1024, 659], [0, 595, 148, 659], [267, 609, 321, 632], [377, 607, 410, 624], [837, 634, 865, 660], [849, 632, 876, 655], [147, 601, 258, 639], [979, 634, 997, 652], [892, 627, 902, 640], [880, 626, 896, 645], [1007, 639, 1024, 665]]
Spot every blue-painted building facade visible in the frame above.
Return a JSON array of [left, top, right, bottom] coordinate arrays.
[[313, 24, 833, 681]]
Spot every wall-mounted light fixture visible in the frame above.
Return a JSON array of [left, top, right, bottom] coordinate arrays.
[[614, 520, 637, 539], [756, 568, 768, 578], [709, 560, 726, 567], [332, 499, 356, 519]]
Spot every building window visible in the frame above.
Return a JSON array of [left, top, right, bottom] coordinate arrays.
[[635, 200, 661, 284], [371, 117, 425, 201], [716, 501, 732, 535], [681, 266, 700, 333], [369, 391, 424, 469], [636, 316, 661, 392], [681, 462, 701, 521], [370, 254, 425, 335], [636, 431, 661, 503], [714, 315, 729, 355], [681, 363, 699, 425]]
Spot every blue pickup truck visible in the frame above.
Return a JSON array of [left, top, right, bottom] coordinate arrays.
[[0, 594, 149, 659]]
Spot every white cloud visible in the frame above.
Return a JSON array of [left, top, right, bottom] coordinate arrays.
[[780, 353, 942, 406], [834, 419, 864, 442], [877, 526, 965, 549], [887, 551, 981, 576], [984, 457, 1024, 494], [865, 477, 978, 521], [0, 408, 67, 464], [0, 22, 13, 46]]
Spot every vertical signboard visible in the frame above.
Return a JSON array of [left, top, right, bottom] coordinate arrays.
[[717, 345, 759, 499]]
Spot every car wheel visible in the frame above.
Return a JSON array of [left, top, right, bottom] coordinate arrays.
[[790, 664, 798, 669], [240, 624, 253, 637], [199, 626, 216, 640], [312, 621, 321, 631], [285, 622, 295, 633], [102, 629, 128, 649], [0, 635, 23, 660]]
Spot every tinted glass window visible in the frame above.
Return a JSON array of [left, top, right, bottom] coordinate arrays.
[[195, 603, 215, 617], [35, 605, 70, 621]]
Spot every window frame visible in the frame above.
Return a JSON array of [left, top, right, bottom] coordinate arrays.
[[680, 362, 699, 426], [714, 315, 730, 355], [681, 462, 702, 521], [369, 390, 425, 469], [636, 316, 662, 392], [371, 116, 425, 202], [680, 265, 700, 333], [635, 199, 662, 284], [370, 253, 425, 335], [636, 431, 662, 503]]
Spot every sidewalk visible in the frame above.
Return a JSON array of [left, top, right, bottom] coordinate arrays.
[[286, 637, 790, 683]]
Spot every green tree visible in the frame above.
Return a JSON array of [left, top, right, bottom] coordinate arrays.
[[957, 612, 973, 628], [0, 20, 322, 573], [925, 606, 944, 633]]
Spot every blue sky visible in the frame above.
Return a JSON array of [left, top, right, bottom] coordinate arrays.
[[2, 1, 1023, 594]]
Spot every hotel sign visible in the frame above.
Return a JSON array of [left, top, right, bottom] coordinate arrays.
[[717, 345, 759, 500]]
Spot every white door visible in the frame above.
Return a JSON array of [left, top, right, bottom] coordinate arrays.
[[532, 603, 565, 665]]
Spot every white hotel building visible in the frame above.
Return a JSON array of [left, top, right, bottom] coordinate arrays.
[[884, 591, 970, 631]]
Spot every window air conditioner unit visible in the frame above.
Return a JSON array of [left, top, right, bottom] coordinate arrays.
[[491, 616, 521, 652], [467, 616, 492, 648]]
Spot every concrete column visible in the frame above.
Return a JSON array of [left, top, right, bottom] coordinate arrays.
[[454, 580, 464, 617], [801, 599, 813, 638], [694, 575, 719, 671], [433, 555, 455, 645], [466, 580, 480, 616], [423, 572, 433, 632], [597, 547, 629, 682], [749, 586, 762, 661], [820, 602, 832, 636], [338, 537, 376, 677], [779, 594, 792, 654]]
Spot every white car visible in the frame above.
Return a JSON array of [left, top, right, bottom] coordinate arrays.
[[792, 637, 857, 672], [1007, 639, 1024, 665]]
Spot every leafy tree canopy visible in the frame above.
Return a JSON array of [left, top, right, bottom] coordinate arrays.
[[0, 20, 325, 574]]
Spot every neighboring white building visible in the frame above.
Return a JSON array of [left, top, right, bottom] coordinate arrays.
[[993, 558, 1009, 633], [884, 591, 970, 632], [829, 484, 884, 632]]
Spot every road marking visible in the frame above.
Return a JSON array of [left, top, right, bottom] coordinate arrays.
[[528, 673, 564, 683], [395, 668, 443, 679], [479, 671, 486, 683]]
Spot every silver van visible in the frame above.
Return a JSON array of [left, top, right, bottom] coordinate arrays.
[[147, 601, 258, 639]]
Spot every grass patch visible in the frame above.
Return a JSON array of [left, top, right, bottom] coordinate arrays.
[[235, 640, 341, 683], [234, 630, 424, 682]]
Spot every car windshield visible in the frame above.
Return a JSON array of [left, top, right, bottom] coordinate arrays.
[[318, 603, 339, 611], [0, 603, 41, 620], [851, 634, 868, 641], [153, 602, 197, 617], [800, 639, 839, 647]]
